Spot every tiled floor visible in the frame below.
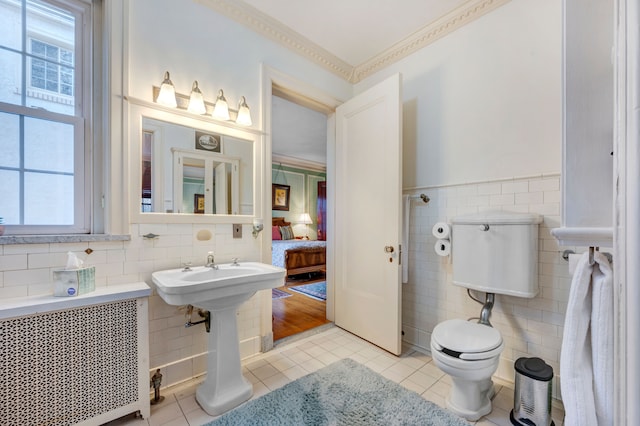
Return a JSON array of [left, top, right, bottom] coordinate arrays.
[[107, 326, 564, 426]]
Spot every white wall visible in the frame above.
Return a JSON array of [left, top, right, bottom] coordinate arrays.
[[355, 0, 562, 188]]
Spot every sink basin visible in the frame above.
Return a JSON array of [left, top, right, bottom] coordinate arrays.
[[152, 262, 285, 306], [151, 261, 285, 416]]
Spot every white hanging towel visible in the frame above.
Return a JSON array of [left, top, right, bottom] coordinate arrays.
[[560, 251, 613, 426], [401, 195, 410, 283]]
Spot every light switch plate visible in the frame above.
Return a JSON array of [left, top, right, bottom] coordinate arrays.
[[233, 224, 242, 238]]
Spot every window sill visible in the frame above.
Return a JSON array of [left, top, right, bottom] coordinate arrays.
[[0, 234, 131, 245]]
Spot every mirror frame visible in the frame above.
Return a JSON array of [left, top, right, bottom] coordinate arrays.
[[127, 97, 264, 224]]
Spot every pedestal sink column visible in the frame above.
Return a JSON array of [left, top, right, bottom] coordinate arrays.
[[194, 292, 255, 416]]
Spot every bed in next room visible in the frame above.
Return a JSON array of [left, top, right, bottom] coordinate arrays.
[[271, 217, 326, 279]]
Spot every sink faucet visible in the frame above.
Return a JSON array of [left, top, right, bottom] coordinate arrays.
[[206, 251, 218, 269]]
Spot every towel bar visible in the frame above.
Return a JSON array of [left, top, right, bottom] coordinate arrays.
[[409, 193, 430, 203], [562, 248, 612, 265]]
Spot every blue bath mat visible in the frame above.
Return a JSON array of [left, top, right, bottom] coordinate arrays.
[[203, 358, 470, 425], [288, 281, 326, 301]]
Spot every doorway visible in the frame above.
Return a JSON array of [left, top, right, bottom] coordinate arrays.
[[270, 92, 330, 341]]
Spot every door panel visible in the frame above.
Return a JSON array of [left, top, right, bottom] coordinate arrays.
[[334, 74, 402, 355]]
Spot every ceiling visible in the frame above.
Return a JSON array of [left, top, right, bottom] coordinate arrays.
[[198, 0, 511, 83], [242, 0, 468, 66]]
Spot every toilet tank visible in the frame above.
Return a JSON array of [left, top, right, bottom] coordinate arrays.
[[451, 211, 542, 298]]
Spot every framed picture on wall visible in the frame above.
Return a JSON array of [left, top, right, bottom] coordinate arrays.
[[194, 194, 205, 214], [195, 131, 222, 153], [272, 184, 290, 211]]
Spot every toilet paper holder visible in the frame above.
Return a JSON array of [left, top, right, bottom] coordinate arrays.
[[561, 249, 575, 261]]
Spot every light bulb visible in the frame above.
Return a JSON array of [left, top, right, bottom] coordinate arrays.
[[235, 96, 252, 126], [156, 71, 177, 108], [212, 89, 230, 120], [187, 81, 206, 114]]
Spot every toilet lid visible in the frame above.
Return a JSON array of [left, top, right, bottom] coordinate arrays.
[[432, 319, 502, 355]]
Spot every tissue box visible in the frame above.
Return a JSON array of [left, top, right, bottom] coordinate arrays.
[[53, 267, 96, 297]]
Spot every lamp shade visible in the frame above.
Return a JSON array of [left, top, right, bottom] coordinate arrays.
[[187, 80, 206, 114], [299, 213, 313, 225], [212, 89, 230, 120], [235, 96, 252, 126], [156, 71, 177, 108]]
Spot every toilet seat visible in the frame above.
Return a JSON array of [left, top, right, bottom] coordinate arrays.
[[432, 319, 503, 361]]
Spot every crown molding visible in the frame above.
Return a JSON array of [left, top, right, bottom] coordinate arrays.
[[195, 0, 354, 81], [272, 154, 326, 172], [197, 0, 511, 84], [352, 0, 512, 83]]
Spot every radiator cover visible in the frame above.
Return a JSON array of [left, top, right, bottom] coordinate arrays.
[[0, 298, 149, 425]]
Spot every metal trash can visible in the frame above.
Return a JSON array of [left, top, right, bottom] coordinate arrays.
[[510, 357, 555, 426]]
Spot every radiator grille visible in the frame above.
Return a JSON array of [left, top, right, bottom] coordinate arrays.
[[0, 300, 139, 426]]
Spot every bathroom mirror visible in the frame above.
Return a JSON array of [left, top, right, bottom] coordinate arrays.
[[129, 102, 262, 224]]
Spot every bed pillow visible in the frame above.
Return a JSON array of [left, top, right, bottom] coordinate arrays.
[[279, 225, 294, 240], [272, 226, 282, 240]]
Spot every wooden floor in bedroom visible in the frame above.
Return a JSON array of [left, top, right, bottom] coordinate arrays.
[[272, 274, 330, 341]]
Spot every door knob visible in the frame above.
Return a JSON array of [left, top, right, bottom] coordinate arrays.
[[384, 246, 395, 253]]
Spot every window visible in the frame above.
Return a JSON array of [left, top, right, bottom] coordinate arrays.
[[30, 39, 74, 96], [0, 0, 93, 234]]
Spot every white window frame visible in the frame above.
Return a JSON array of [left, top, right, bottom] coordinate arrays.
[[0, 0, 93, 235]]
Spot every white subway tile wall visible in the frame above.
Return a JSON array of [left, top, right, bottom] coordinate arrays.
[[0, 223, 262, 389], [403, 174, 577, 400]]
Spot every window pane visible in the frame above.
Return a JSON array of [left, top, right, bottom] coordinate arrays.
[[0, 0, 23, 50], [24, 117, 74, 173], [31, 58, 46, 89], [0, 170, 20, 224], [0, 112, 20, 168], [0, 49, 22, 105], [25, 172, 73, 225], [60, 65, 73, 96], [60, 49, 73, 65], [45, 43, 58, 60], [31, 39, 46, 57]]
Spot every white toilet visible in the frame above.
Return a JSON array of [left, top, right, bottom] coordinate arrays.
[[430, 211, 541, 421]]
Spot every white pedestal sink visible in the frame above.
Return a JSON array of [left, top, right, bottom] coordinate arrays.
[[152, 262, 285, 416]]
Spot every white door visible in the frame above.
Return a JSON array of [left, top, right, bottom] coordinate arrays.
[[334, 73, 402, 355]]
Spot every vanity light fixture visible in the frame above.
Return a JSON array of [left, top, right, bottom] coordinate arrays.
[[235, 96, 252, 126], [152, 78, 253, 127], [156, 71, 177, 108], [187, 81, 206, 115], [212, 89, 230, 121]]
